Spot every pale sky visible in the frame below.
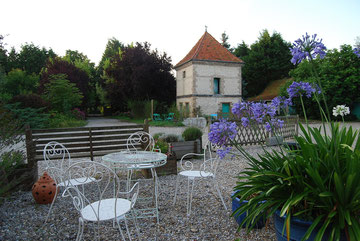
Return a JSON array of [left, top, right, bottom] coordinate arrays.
[[2, 0, 359, 66]]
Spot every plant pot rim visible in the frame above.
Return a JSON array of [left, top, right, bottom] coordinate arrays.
[[274, 209, 314, 226], [231, 191, 266, 203]]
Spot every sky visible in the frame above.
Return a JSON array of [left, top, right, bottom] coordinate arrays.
[[1, 0, 359, 66]]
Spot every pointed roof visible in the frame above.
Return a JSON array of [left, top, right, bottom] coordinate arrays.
[[174, 31, 243, 69]]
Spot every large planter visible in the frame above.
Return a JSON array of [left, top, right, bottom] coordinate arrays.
[[170, 140, 202, 159], [274, 210, 346, 241], [231, 192, 266, 229]]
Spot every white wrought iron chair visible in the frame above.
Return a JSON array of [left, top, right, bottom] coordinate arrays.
[[42, 141, 95, 223], [173, 142, 227, 216], [64, 161, 140, 241]]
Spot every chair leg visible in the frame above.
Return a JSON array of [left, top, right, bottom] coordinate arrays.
[[213, 178, 227, 211], [152, 169, 160, 223], [116, 216, 127, 241], [173, 175, 180, 205], [187, 177, 195, 216], [124, 216, 132, 241], [43, 185, 59, 224], [131, 210, 141, 238], [76, 217, 84, 241]]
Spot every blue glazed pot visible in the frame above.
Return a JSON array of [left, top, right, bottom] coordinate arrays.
[[274, 210, 346, 241], [231, 192, 266, 229]]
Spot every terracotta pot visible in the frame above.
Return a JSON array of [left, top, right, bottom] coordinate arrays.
[[32, 172, 57, 204]]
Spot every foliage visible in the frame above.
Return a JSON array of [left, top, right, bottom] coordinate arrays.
[[47, 112, 87, 128], [0, 103, 23, 151], [42, 74, 83, 113], [154, 139, 168, 154], [182, 127, 203, 141], [39, 57, 91, 110], [0, 150, 27, 198], [5, 42, 56, 74], [233, 41, 250, 59], [161, 134, 182, 143], [71, 108, 86, 120], [239, 30, 294, 98], [98, 37, 125, 74], [221, 31, 232, 52], [283, 44, 360, 119], [167, 103, 181, 121], [0, 35, 7, 73], [9, 94, 49, 110], [127, 99, 152, 119], [0, 69, 39, 101], [5, 103, 49, 129], [105, 42, 176, 112]]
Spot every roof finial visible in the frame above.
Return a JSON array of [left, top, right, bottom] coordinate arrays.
[[205, 25, 208, 32]]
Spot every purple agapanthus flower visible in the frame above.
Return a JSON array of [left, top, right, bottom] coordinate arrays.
[[290, 33, 327, 65], [216, 147, 232, 159], [265, 119, 284, 133], [287, 81, 317, 99], [271, 96, 292, 110], [241, 117, 250, 127], [354, 48, 360, 58], [232, 101, 251, 118], [208, 119, 237, 147]]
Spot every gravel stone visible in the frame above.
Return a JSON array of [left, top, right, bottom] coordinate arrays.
[[0, 145, 278, 240]]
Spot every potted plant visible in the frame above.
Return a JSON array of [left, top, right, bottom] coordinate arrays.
[[209, 33, 360, 241], [153, 137, 177, 176]]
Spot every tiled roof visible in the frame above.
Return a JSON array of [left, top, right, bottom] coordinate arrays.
[[174, 31, 243, 69]]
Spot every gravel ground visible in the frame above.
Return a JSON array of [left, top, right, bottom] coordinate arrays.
[[0, 145, 278, 241]]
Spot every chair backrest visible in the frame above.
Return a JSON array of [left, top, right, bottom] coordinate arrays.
[[179, 141, 219, 172], [43, 141, 72, 184], [126, 131, 155, 152], [64, 161, 139, 221], [200, 157, 221, 176]]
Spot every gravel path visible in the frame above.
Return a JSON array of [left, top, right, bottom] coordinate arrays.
[[0, 146, 278, 241]]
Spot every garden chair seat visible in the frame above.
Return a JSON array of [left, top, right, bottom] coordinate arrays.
[[166, 113, 174, 121], [179, 170, 213, 178], [153, 113, 162, 121], [57, 177, 95, 187]]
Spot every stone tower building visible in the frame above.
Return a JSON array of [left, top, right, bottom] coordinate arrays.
[[174, 31, 244, 117]]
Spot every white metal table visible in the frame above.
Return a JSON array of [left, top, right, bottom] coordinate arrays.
[[102, 151, 167, 223]]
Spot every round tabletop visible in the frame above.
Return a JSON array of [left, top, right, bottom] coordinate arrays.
[[102, 151, 167, 169]]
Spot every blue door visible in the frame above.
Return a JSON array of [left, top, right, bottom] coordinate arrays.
[[222, 103, 230, 119]]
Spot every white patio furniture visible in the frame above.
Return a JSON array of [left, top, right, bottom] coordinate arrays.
[[64, 161, 140, 241], [173, 142, 227, 216], [42, 141, 95, 223]]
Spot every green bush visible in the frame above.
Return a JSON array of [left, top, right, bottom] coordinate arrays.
[[182, 127, 202, 141], [155, 139, 168, 153], [47, 112, 87, 128], [127, 100, 152, 119], [5, 103, 49, 129], [0, 150, 26, 198], [162, 134, 182, 143], [42, 74, 83, 113]]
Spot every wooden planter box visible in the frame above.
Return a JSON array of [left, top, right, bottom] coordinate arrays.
[[170, 140, 202, 160]]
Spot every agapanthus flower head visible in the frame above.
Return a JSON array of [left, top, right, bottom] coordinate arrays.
[[332, 105, 350, 117], [232, 101, 251, 118], [290, 33, 327, 65], [271, 96, 292, 111], [287, 81, 317, 99], [264, 119, 284, 133], [216, 147, 232, 159], [208, 119, 237, 147], [354, 48, 360, 58]]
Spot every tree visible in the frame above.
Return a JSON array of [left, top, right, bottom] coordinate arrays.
[[241, 29, 293, 97], [8, 43, 56, 75], [0, 69, 39, 102], [105, 42, 176, 112], [0, 35, 7, 73], [98, 38, 124, 73], [39, 58, 91, 111], [233, 41, 250, 59], [42, 74, 83, 113], [284, 44, 360, 119], [355, 36, 360, 49], [221, 31, 232, 51]]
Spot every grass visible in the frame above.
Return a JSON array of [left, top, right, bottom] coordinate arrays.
[[112, 116, 185, 127], [47, 113, 87, 128], [248, 78, 290, 101]]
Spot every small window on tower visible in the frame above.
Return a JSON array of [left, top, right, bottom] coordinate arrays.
[[183, 71, 186, 78], [214, 78, 220, 94]]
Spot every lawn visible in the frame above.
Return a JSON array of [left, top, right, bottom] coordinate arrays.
[[112, 116, 185, 127]]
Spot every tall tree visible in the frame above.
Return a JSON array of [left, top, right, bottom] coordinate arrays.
[[98, 38, 124, 72], [105, 42, 176, 112], [241, 29, 293, 97], [234, 41, 250, 59], [0, 35, 7, 73], [221, 31, 232, 52]]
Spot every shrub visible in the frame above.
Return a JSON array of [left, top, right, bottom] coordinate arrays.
[[47, 112, 87, 128], [9, 94, 49, 110], [153, 133, 165, 140], [155, 139, 168, 153], [182, 127, 203, 141], [42, 74, 83, 113], [71, 108, 86, 120], [162, 134, 182, 143], [5, 103, 49, 129], [127, 100, 151, 119]]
